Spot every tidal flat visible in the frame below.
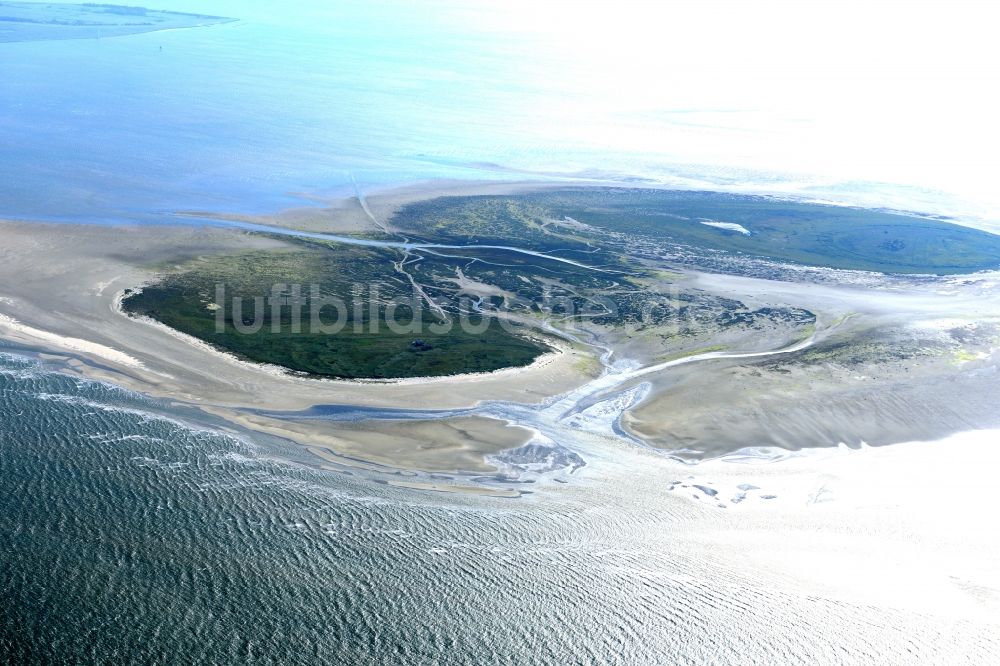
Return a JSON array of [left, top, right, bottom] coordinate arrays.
[[4, 182, 1000, 478]]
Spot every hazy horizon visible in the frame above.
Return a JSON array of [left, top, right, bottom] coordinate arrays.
[[2, 0, 999, 228]]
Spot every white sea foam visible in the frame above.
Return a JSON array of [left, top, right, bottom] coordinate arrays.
[[699, 220, 751, 235]]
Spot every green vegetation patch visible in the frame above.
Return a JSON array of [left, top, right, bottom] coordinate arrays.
[[524, 188, 1000, 275], [390, 188, 1000, 275], [390, 195, 620, 266], [122, 244, 548, 379]]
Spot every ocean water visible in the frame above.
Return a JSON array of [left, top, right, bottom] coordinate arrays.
[[1, 0, 631, 222], [3, 351, 999, 663], [2, 1, 998, 226]]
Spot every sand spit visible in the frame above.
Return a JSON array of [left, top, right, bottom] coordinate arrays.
[[0, 313, 146, 370], [202, 408, 535, 475], [175, 197, 381, 235], [177, 179, 573, 236], [384, 480, 521, 498]]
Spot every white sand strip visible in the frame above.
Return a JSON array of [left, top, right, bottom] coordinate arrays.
[[0, 312, 146, 370]]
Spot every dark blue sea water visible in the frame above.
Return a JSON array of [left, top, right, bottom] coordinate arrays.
[[4, 351, 999, 664]]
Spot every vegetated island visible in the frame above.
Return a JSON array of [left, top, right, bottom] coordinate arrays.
[[122, 187, 1000, 380], [122, 241, 553, 380]]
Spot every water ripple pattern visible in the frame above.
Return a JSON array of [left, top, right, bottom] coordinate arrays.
[[2, 352, 998, 664]]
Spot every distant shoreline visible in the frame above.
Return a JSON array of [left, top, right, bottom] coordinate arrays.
[[0, 2, 236, 44]]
